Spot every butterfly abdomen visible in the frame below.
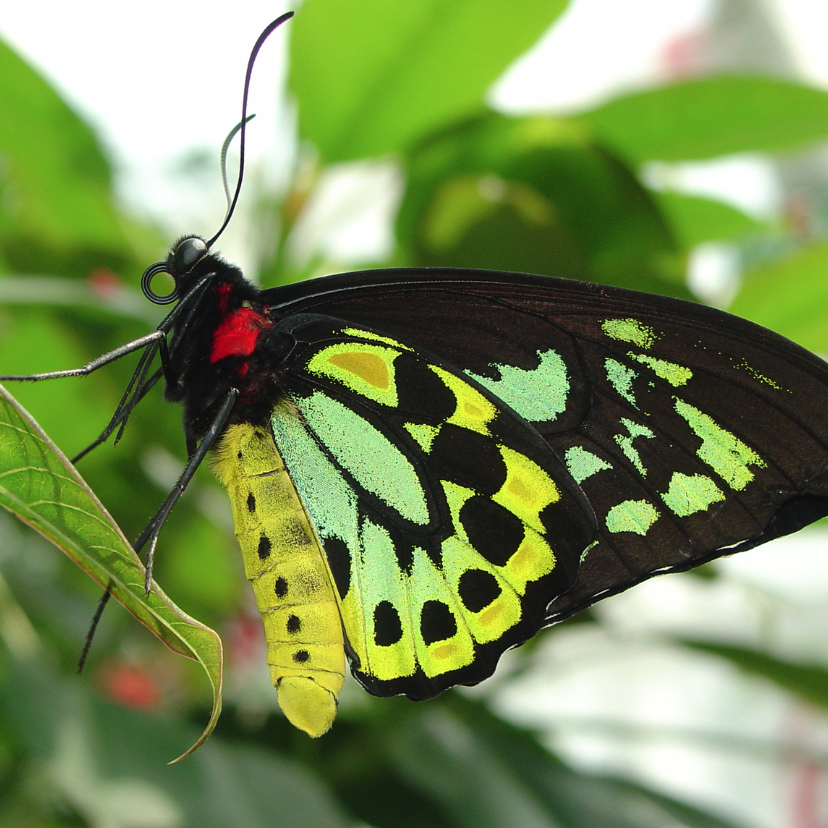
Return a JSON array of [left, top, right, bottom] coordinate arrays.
[[212, 421, 345, 737]]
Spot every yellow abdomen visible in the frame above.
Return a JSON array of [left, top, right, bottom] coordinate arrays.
[[212, 422, 345, 737]]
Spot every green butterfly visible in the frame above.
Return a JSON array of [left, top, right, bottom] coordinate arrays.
[[145, 239, 828, 736]]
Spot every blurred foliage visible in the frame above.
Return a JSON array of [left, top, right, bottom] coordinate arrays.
[[1, 0, 828, 825]]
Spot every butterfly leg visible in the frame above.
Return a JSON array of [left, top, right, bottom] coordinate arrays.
[[135, 388, 239, 593], [0, 331, 168, 382]]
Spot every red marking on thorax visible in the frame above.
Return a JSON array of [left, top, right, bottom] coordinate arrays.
[[211, 307, 272, 363]]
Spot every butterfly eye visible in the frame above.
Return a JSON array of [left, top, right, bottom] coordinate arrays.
[[140, 262, 179, 305], [173, 237, 208, 273]]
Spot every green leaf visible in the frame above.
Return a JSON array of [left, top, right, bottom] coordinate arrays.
[[728, 239, 828, 352], [0, 384, 222, 761], [654, 191, 763, 249], [681, 639, 828, 713], [398, 114, 687, 296], [0, 37, 133, 275], [578, 76, 828, 163], [289, 0, 570, 163]]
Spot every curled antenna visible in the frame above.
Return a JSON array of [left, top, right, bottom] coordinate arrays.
[[220, 114, 256, 208], [206, 11, 294, 249]]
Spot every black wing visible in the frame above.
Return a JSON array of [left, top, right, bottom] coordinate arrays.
[[266, 268, 828, 624]]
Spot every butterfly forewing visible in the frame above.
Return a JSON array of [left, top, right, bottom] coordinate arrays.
[[265, 269, 828, 625], [267, 315, 594, 698], [541, 307, 828, 621]]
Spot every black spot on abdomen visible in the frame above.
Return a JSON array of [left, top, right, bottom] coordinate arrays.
[[258, 535, 272, 560]]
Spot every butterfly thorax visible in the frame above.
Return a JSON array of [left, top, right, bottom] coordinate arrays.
[[165, 253, 291, 446]]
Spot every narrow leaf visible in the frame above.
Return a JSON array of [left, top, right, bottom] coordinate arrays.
[[682, 639, 828, 712], [0, 384, 222, 761]]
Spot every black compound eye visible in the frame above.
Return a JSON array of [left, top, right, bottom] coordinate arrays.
[[173, 237, 208, 273]]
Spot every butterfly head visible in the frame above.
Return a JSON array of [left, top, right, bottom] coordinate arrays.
[[140, 236, 212, 306]]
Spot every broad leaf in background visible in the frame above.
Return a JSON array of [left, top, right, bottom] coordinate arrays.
[[654, 191, 763, 249], [289, 0, 571, 162], [0, 37, 133, 276], [728, 239, 828, 353], [0, 384, 222, 760], [577, 76, 828, 164]]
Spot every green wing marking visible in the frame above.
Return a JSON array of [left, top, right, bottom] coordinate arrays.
[[271, 321, 593, 698], [464, 348, 569, 423], [542, 310, 826, 624]]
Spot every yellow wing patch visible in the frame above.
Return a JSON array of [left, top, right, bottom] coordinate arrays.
[[432, 365, 497, 435], [493, 445, 560, 532], [307, 343, 399, 406]]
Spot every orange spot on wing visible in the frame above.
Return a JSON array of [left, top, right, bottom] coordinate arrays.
[[479, 602, 503, 628], [328, 351, 390, 389], [431, 642, 458, 662]]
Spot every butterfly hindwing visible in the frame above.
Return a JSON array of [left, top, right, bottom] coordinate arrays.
[[268, 315, 595, 698]]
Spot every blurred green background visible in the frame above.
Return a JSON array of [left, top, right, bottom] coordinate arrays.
[[2, 0, 828, 826]]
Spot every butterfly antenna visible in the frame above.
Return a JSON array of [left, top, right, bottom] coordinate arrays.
[[206, 11, 294, 249], [220, 114, 257, 208]]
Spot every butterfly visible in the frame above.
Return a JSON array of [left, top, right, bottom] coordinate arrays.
[[4, 14, 828, 739]]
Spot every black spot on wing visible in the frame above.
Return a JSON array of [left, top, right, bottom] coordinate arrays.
[[394, 352, 457, 420], [324, 536, 352, 600], [373, 600, 403, 646], [460, 496, 524, 566], [287, 614, 301, 634], [293, 650, 310, 663], [420, 600, 458, 645], [274, 577, 288, 599], [246, 492, 256, 512], [458, 569, 501, 612], [428, 424, 507, 495]]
